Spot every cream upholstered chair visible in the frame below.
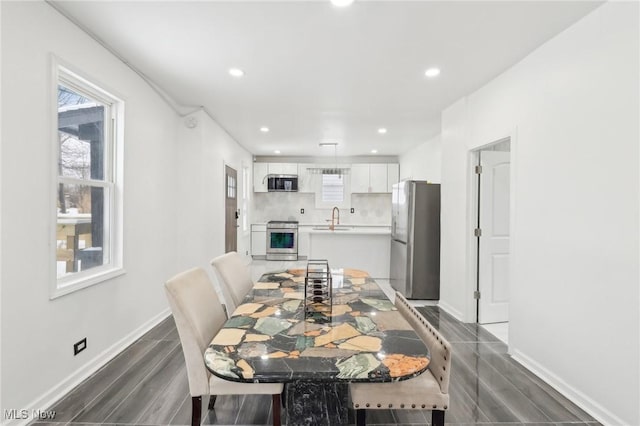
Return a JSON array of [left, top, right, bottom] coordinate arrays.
[[210, 251, 254, 314], [164, 267, 283, 426], [349, 292, 452, 426]]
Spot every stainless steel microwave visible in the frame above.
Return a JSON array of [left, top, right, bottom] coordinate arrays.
[[267, 175, 298, 192]]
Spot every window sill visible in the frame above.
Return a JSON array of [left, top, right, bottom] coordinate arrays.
[[51, 267, 126, 300]]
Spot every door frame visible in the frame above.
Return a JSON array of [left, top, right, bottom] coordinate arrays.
[[222, 160, 239, 254], [465, 131, 518, 345]]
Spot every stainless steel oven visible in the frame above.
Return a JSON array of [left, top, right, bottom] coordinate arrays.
[[266, 220, 298, 261]]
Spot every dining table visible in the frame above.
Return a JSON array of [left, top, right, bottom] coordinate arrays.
[[204, 266, 431, 424]]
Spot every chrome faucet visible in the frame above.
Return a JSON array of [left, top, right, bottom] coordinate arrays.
[[330, 206, 340, 231]]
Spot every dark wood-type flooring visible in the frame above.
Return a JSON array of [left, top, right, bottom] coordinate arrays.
[[31, 306, 600, 425]]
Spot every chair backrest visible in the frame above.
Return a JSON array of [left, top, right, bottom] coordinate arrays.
[[394, 292, 452, 394], [165, 267, 227, 397], [210, 251, 253, 312]]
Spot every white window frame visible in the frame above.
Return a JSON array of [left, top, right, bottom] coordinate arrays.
[[51, 59, 125, 299]]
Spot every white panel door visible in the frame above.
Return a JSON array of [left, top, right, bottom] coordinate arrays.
[[478, 151, 510, 324]]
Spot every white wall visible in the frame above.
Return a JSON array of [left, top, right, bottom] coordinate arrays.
[[175, 110, 253, 299], [0, 1, 4, 416], [0, 1, 180, 416], [399, 135, 442, 182], [0, 2, 250, 420], [439, 3, 639, 425]]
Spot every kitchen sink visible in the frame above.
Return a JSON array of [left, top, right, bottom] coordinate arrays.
[[312, 226, 352, 231]]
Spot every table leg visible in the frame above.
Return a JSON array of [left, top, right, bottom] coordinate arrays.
[[285, 382, 349, 425]]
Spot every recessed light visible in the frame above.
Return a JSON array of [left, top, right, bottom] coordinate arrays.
[[260, 127, 270, 133], [425, 67, 441, 78], [378, 128, 387, 134], [274, 150, 281, 154], [371, 149, 378, 154], [228, 68, 244, 77], [330, 0, 354, 7]]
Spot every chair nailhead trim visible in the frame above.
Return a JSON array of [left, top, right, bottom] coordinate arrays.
[[377, 404, 381, 408], [421, 404, 426, 408], [400, 404, 405, 408], [433, 405, 437, 409], [411, 404, 416, 408], [366, 403, 370, 408], [389, 404, 393, 408], [355, 404, 359, 408], [444, 405, 448, 409]]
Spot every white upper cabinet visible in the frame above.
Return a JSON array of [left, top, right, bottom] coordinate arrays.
[[268, 163, 297, 175], [254, 161, 397, 193], [350, 163, 398, 193], [387, 163, 400, 192], [350, 164, 370, 193], [253, 163, 269, 192], [369, 164, 388, 193], [253, 162, 299, 192]]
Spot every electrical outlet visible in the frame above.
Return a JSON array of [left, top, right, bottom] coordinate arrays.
[[74, 338, 87, 356], [300, 208, 304, 214], [350, 208, 355, 214]]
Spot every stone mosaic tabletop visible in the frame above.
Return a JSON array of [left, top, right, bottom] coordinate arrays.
[[204, 268, 430, 383]]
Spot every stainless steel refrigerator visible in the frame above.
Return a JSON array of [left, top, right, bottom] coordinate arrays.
[[390, 181, 441, 299]]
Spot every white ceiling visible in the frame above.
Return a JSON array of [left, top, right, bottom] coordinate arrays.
[[52, 0, 601, 157]]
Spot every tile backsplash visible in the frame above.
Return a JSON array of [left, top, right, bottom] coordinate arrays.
[[252, 192, 391, 225]]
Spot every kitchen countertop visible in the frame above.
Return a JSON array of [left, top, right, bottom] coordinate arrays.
[[251, 223, 390, 235], [306, 226, 390, 235]]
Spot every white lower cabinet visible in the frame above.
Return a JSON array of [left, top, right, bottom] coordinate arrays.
[[308, 232, 390, 278], [251, 226, 267, 256], [297, 229, 310, 257]]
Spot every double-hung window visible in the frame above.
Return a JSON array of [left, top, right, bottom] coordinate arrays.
[[54, 64, 124, 298]]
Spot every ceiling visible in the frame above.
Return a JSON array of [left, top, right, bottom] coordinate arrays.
[[51, 0, 601, 157]]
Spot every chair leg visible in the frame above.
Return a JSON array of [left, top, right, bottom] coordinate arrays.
[[356, 409, 366, 426], [191, 396, 202, 426], [271, 394, 282, 426], [432, 409, 445, 426], [281, 383, 287, 407], [208, 395, 217, 410]]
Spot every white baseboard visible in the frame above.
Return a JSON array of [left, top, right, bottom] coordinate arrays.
[[511, 348, 626, 426], [2, 309, 171, 426], [437, 299, 464, 321]]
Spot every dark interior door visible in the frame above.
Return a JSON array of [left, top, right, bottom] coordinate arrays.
[[225, 165, 238, 253]]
